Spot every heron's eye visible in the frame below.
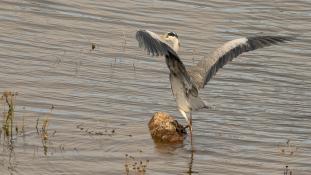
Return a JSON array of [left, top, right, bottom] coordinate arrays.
[[167, 32, 178, 38]]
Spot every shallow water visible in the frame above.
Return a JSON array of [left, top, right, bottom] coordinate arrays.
[[0, 0, 311, 174]]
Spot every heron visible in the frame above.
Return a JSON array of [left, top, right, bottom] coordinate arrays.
[[136, 29, 292, 146]]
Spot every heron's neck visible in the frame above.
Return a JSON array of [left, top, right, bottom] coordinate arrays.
[[171, 38, 180, 53]]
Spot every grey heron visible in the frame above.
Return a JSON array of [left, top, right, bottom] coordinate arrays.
[[136, 29, 292, 146]]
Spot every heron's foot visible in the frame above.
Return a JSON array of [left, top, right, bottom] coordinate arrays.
[[183, 125, 190, 129]]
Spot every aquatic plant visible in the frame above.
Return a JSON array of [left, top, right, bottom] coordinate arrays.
[[1, 91, 18, 143], [284, 165, 293, 175], [278, 139, 297, 175]]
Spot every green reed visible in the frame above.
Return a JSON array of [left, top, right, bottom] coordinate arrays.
[[1, 91, 18, 141]]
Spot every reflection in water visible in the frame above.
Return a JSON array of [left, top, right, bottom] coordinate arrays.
[[1, 137, 17, 175], [1, 92, 18, 174], [1, 91, 53, 173], [187, 150, 195, 175], [153, 141, 199, 174], [41, 137, 48, 156], [1, 92, 17, 174], [149, 120, 197, 174], [154, 142, 184, 153], [7, 143, 16, 175]]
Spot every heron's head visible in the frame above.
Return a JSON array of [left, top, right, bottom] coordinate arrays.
[[163, 32, 180, 52], [164, 32, 179, 40]]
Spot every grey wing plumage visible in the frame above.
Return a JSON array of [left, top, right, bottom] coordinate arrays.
[[136, 30, 176, 56], [165, 52, 198, 97], [188, 36, 293, 89], [136, 29, 198, 97]]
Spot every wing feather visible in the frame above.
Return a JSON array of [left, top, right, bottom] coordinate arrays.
[[136, 29, 198, 97], [136, 30, 175, 56], [188, 36, 293, 88]]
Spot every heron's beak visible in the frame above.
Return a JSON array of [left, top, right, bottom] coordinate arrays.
[[163, 34, 169, 39]]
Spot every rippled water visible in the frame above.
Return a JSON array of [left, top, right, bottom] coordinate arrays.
[[0, 0, 310, 174]]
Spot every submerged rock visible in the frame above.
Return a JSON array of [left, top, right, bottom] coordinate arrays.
[[148, 112, 187, 143]]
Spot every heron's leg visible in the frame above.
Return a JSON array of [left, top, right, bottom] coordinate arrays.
[[179, 109, 193, 146], [178, 109, 190, 125], [189, 112, 193, 147]]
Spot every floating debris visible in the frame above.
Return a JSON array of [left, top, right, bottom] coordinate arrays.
[[278, 139, 297, 175], [124, 153, 149, 175], [278, 139, 298, 156], [77, 124, 116, 136], [284, 165, 293, 175]]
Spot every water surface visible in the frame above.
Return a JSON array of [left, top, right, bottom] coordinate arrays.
[[0, 0, 310, 174]]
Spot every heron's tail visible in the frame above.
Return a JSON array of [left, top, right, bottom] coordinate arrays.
[[203, 100, 209, 110], [190, 96, 207, 111]]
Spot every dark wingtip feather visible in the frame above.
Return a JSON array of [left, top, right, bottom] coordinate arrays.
[[136, 29, 169, 57], [135, 30, 145, 48], [247, 35, 294, 45]]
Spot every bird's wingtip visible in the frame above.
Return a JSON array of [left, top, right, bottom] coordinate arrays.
[[285, 35, 300, 41], [281, 35, 296, 42]]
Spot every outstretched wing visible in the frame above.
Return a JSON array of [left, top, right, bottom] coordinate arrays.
[[136, 30, 176, 56], [188, 36, 293, 89], [136, 29, 198, 97]]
